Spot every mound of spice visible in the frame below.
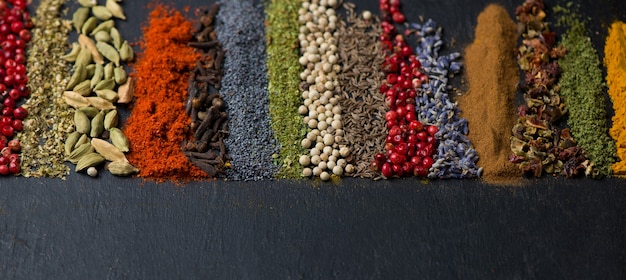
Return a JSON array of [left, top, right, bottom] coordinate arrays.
[[605, 21, 626, 176], [412, 19, 480, 179], [19, 0, 72, 178], [553, 4, 616, 177], [122, 4, 207, 181], [265, 0, 306, 178], [459, 4, 521, 184], [297, 0, 351, 181], [0, 0, 33, 176], [373, 0, 439, 178], [182, 4, 229, 178], [510, 0, 590, 178], [215, 0, 279, 181], [337, 4, 385, 179], [61, 0, 138, 178]]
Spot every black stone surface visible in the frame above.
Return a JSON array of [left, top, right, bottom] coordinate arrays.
[[2, 0, 626, 279]]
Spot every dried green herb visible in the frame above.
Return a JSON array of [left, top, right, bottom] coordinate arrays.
[[510, 0, 590, 178], [17, 0, 73, 178], [553, 4, 617, 177], [265, 0, 305, 178]]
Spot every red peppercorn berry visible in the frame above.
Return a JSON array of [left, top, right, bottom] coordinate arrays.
[[0, 164, 9, 175], [0, 0, 30, 176], [374, 0, 439, 178]]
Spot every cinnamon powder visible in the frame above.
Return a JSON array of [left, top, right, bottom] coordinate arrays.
[[459, 4, 522, 185]]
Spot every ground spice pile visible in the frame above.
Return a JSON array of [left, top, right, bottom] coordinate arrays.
[[459, 4, 521, 184], [554, 4, 616, 177], [19, 0, 72, 178], [605, 21, 626, 176], [265, 0, 305, 178], [123, 4, 207, 181]]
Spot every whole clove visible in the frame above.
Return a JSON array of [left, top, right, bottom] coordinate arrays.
[[182, 4, 229, 177]]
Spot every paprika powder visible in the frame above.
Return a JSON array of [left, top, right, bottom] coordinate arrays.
[[123, 4, 207, 181]]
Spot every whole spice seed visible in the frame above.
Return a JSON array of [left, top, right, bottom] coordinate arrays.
[[458, 4, 521, 184], [182, 3, 230, 178], [0, 0, 34, 176], [63, 0, 139, 177], [75, 152, 105, 172], [105, 160, 139, 176], [510, 0, 590, 178], [123, 4, 208, 181], [410, 19, 480, 179], [73, 7, 90, 31], [605, 21, 626, 176], [214, 0, 278, 180], [374, 0, 439, 179], [106, 0, 126, 20], [18, 0, 72, 178], [553, 4, 616, 177], [266, 0, 306, 178], [92, 6, 113, 21], [297, 0, 349, 181], [336, 3, 385, 179]]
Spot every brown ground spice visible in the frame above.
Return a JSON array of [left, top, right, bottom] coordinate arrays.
[[458, 4, 522, 185]]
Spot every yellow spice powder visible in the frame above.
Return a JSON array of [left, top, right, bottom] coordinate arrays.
[[605, 21, 626, 176]]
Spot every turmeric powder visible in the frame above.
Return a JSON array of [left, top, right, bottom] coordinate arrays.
[[605, 21, 626, 176]]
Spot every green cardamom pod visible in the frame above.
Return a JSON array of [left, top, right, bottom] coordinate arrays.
[[106, 161, 139, 176], [74, 109, 91, 135], [114, 66, 127, 84], [90, 19, 114, 36], [96, 41, 120, 66], [74, 134, 90, 149], [109, 127, 129, 152], [64, 131, 81, 156], [78, 106, 100, 118], [74, 46, 93, 68], [90, 110, 105, 138], [95, 78, 116, 91], [94, 30, 111, 43], [73, 7, 90, 32], [63, 91, 90, 108], [78, 0, 95, 8], [66, 63, 87, 90], [86, 97, 116, 110], [62, 42, 81, 62], [95, 89, 119, 103], [78, 34, 105, 64], [117, 77, 134, 104], [90, 63, 104, 89], [85, 64, 96, 78], [104, 109, 118, 130], [76, 153, 106, 172], [92, 6, 113, 21], [106, 0, 126, 20], [104, 62, 114, 80], [91, 138, 128, 162], [73, 80, 92, 96], [110, 27, 122, 50], [119, 41, 134, 62], [68, 142, 94, 164], [81, 16, 98, 35]]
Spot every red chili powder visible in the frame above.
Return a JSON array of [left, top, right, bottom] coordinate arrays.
[[123, 4, 207, 182]]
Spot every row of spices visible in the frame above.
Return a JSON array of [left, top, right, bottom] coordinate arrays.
[[13, 0, 626, 183]]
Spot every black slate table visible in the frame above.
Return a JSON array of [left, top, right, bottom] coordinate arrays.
[[2, 0, 626, 279]]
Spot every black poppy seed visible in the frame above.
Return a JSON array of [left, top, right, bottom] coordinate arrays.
[[216, 0, 279, 181]]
